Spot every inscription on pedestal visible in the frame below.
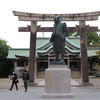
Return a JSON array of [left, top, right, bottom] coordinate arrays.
[[47, 72, 50, 89]]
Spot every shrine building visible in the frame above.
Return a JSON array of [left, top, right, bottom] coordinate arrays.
[[6, 37, 100, 78]]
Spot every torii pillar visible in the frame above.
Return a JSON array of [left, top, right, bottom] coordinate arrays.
[[12, 11, 100, 85], [79, 21, 89, 84], [29, 21, 37, 82]]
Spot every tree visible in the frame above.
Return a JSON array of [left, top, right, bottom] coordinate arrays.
[[71, 31, 100, 47], [87, 32, 100, 46], [0, 39, 13, 77], [67, 32, 74, 37], [0, 39, 10, 59]]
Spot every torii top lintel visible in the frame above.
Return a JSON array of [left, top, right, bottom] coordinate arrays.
[[12, 11, 100, 21]]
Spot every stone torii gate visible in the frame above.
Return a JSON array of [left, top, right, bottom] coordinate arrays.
[[12, 11, 100, 85], [19, 25, 98, 83], [19, 25, 98, 32]]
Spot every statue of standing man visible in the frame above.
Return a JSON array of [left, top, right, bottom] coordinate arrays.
[[50, 16, 68, 62]]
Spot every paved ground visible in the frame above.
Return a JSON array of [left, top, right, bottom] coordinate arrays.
[[0, 78, 80, 89], [0, 77, 100, 100]]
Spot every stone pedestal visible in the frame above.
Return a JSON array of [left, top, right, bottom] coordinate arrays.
[[42, 65, 74, 98]]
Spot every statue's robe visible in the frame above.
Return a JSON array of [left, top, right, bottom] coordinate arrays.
[[50, 22, 68, 53]]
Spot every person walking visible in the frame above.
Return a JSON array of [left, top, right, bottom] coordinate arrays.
[[9, 71, 18, 91], [23, 70, 29, 92]]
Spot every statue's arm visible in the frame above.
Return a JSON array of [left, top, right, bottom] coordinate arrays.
[[50, 33, 55, 42], [50, 25, 57, 42], [63, 23, 68, 36], [50, 26, 56, 42]]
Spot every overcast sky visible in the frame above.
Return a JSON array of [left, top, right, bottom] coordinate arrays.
[[0, 0, 100, 48]]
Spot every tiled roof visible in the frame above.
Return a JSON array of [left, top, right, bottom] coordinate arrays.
[[6, 37, 100, 59]]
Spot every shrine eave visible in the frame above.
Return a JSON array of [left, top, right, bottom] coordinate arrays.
[[12, 11, 100, 21], [37, 46, 80, 56]]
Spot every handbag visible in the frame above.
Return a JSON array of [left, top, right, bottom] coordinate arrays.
[[16, 80, 19, 83]]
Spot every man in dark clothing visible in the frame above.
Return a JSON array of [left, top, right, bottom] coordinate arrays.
[[9, 71, 18, 91], [23, 71, 29, 92]]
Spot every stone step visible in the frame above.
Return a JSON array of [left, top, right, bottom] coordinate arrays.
[[37, 79, 79, 87], [37, 71, 45, 78], [37, 71, 81, 78], [71, 71, 81, 77]]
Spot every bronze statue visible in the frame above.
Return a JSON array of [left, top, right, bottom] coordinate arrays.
[[50, 16, 68, 62]]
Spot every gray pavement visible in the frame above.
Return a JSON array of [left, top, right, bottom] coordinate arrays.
[[0, 78, 100, 100]]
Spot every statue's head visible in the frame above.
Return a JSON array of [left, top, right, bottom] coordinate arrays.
[[54, 16, 60, 24]]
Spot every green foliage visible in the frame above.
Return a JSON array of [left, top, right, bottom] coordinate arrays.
[[74, 32, 80, 37], [68, 31, 100, 47], [93, 63, 100, 71], [89, 43, 100, 47], [0, 39, 10, 59], [0, 39, 13, 78], [87, 32, 100, 46], [95, 50, 100, 60], [67, 32, 74, 37], [0, 59, 13, 78]]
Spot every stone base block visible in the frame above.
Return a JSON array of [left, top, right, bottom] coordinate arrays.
[[42, 65, 74, 98], [79, 82, 93, 86], [50, 60, 66, 65], [42, 93, 74, 98]]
